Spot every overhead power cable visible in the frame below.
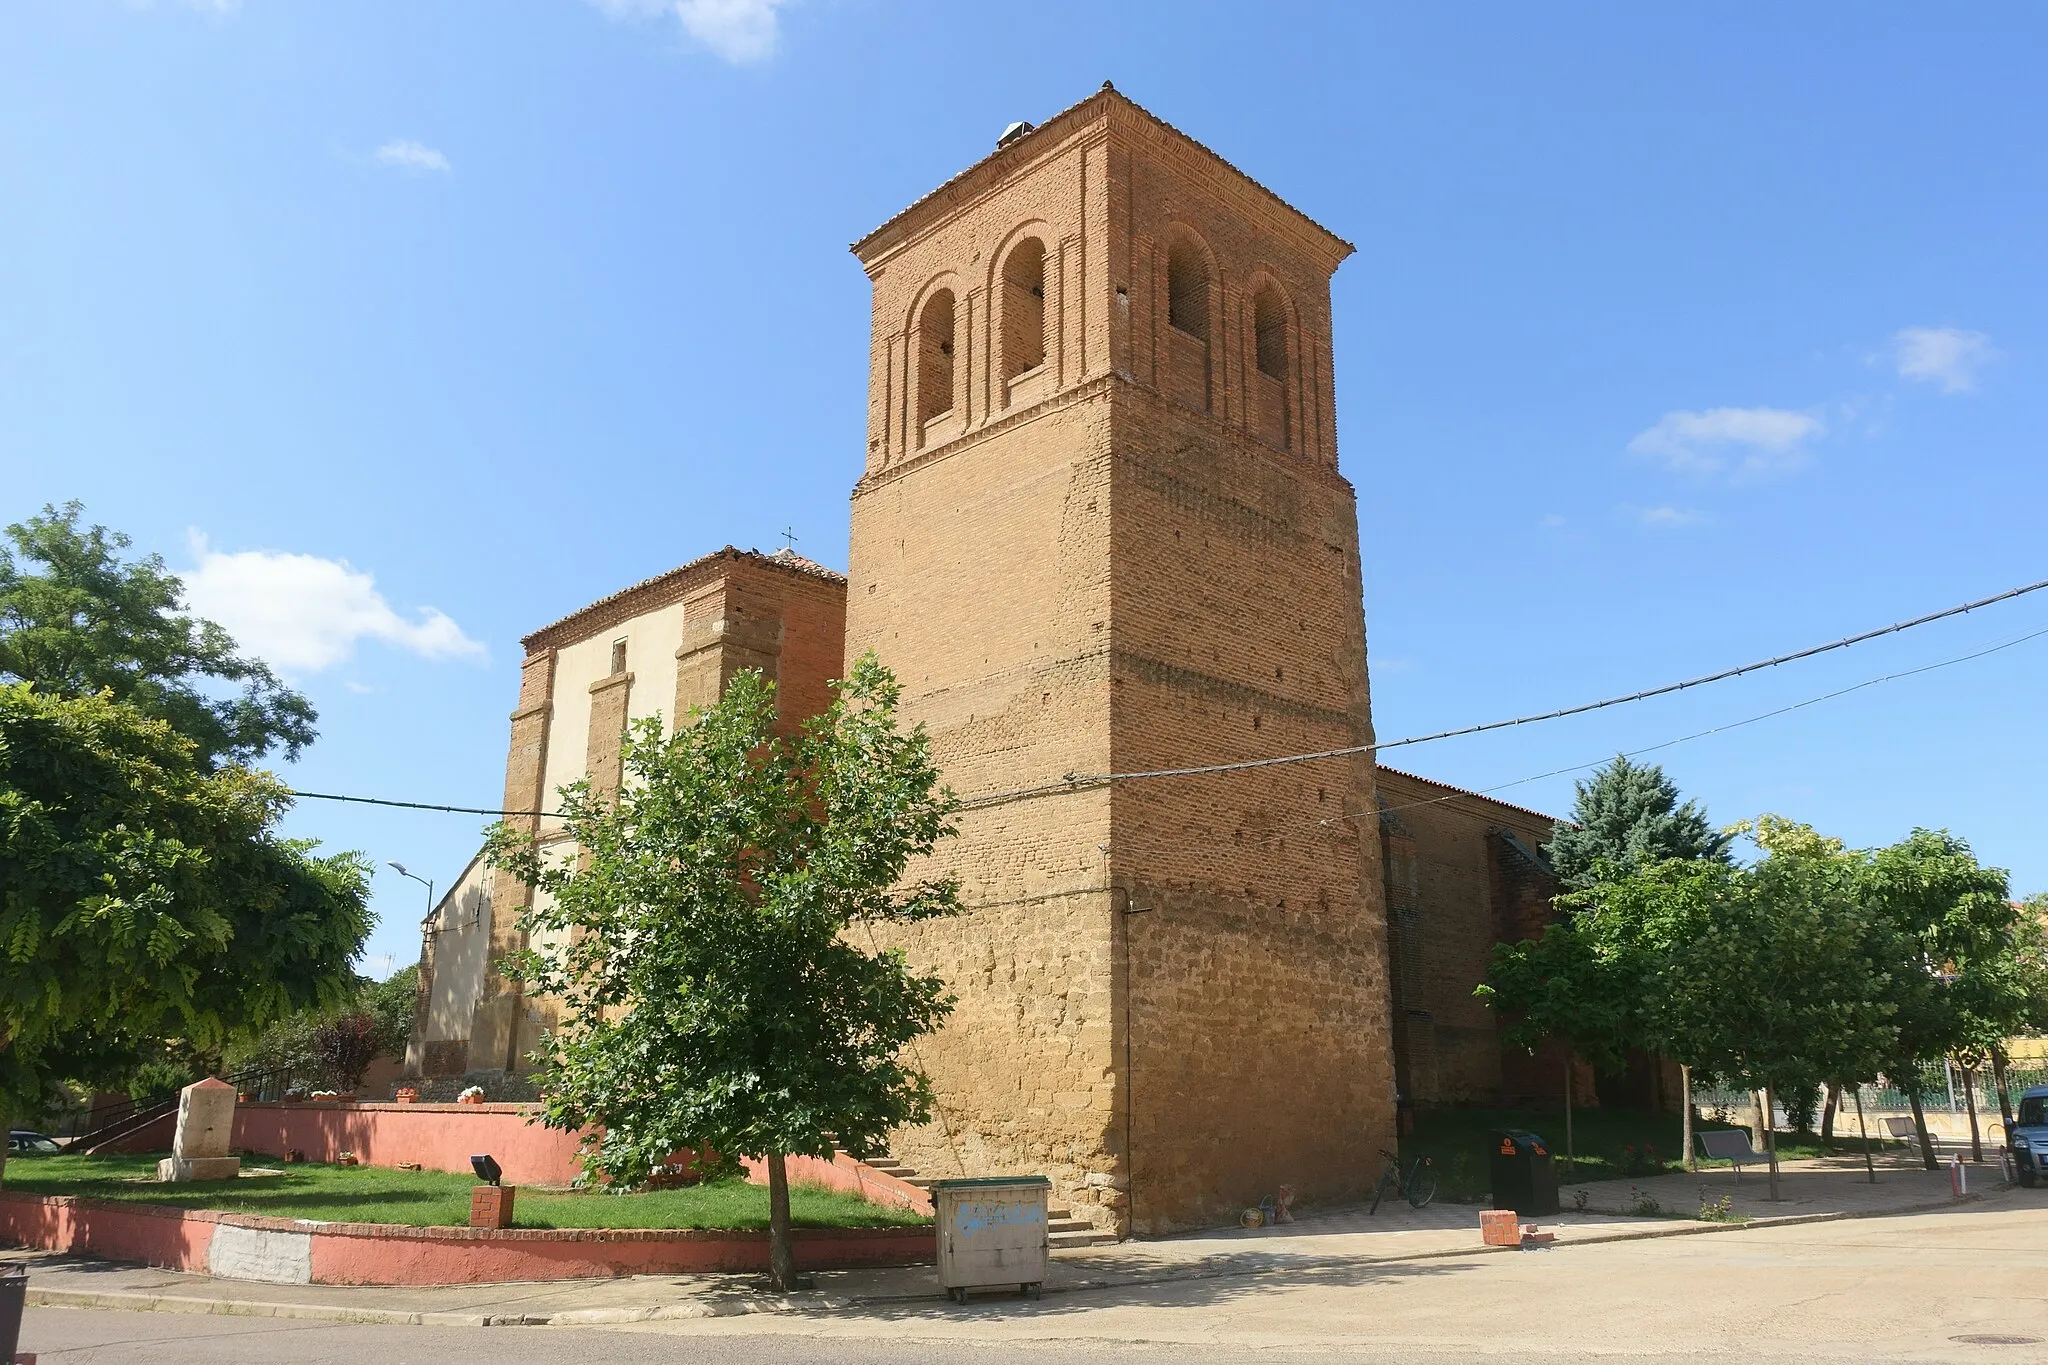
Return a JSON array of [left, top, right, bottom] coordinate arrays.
[[1108, 620, 2048, 862], [284, 573, 2048, 821], [955, 572, 2048, 810], [286, 790, 551, 819]]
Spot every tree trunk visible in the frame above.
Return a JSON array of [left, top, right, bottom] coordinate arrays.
[[1681, 1064, 1695, 1173], [1991, 1047, 2016, 1134], [1906, 1085, 1937, 1171], [1563, 1053, 1575, 1179], [1762, 1084, 1782, 1202], [1960, 1063, 1982, 1164], [1852, 1086, 1876, 1184], [1750, 1091, 1767, 1150], [765, 1152, 797, 1292], [1820, 1083, 1840, 1144]]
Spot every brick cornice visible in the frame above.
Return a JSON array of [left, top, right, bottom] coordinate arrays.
[[851, 372, 1356, 501], [522, 548, 845, 657], [851, 86, 1351, 271]]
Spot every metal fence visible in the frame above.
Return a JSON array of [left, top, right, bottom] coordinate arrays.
[[1686, 1054, 2048, 1129]]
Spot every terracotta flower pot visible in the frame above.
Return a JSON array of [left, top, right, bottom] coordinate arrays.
[[394, 1088, 419, 1105]]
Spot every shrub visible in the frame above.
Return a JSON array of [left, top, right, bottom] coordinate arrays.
[[311, 1013, 380, 1092]]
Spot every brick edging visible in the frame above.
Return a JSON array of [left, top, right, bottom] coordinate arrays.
[[0, 1188, 932, 1285]]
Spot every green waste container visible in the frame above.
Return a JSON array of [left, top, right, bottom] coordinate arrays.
[[1490, 1130, 1560, 1216]]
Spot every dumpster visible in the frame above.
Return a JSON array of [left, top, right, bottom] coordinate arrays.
[[1490, 1130, 1559, 1216], [933, 1175, 1050, 1303]]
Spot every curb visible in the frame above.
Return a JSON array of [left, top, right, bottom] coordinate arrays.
[[22, 1188, 2011, 1327], [23, 1284, 840, 1326]]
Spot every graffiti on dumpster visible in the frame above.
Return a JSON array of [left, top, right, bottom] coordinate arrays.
[[955, 1200, 1046, 1236]]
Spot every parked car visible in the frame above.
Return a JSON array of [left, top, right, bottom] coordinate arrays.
[[8, 1131, 60, 1154], [2010, 1087, 2048, 1187]]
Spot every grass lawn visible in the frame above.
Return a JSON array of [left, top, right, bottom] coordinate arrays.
[[1401, 1106, 1888, 1203], [1, 1154, 928, 1231]]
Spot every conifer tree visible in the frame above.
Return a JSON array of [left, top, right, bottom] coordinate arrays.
[[1545, 755, 1731, 890]]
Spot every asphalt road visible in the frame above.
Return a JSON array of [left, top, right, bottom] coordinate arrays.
[[22, 1200, 2048, 1363]]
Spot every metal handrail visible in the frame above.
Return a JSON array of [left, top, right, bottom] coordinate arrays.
[[61, 1066, 288, 1149]]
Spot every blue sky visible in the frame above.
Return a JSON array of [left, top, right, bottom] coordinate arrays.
[[4, 1, 2044, 975]]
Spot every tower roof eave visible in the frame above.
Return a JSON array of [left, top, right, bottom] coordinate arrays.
[[849, 85, 1355, 271]]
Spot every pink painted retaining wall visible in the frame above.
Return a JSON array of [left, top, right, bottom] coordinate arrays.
[[0, 1192, 215, 1274], [232, 1103, 586, 1185], [742, 1152, 933, 1215], [99, 1103, 928, 1210], [93, 1102, 583, 1185], [0, 1191, 933, 1285]]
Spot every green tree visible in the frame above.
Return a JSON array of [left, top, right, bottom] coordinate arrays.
[[488, 657, 961, 1290], [0, 684, 370, 1161], [1575, 841, 1894, 1200], [1857, 829, 2012, 1168], [1475, 910, 1634, 1173], [0, 502, 315, 767], [1981, 896, 2048, 1131], [1481, 757, 1730, 1166], [364, 964, 422, 1057], [1545, 755, 1732, 891], [224, 964, 421, 1091]]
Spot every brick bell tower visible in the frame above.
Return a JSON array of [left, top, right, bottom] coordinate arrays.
[[845, 85, 1394, 1234]]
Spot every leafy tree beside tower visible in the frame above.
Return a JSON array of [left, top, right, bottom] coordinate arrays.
[[488, 657, 961, 1292]]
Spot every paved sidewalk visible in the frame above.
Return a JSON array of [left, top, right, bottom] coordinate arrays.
[[7, 1153, 2020, 1328]]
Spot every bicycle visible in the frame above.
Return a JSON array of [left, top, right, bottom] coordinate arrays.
[[1369, 1147, 1437, 1213]]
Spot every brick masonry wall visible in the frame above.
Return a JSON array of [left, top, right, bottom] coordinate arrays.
[[848, 392, 1120, 1232], [1108, 384, 1391, 1232], [446, 550, 847, 1080], [849, 90, 1388, 1234], [1373, 768, 1584, 1107]]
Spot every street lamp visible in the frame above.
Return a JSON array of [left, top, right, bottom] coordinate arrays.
[[388, 861, 435, 931]]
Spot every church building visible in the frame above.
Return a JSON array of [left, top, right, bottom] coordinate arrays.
[[406, 86, 1591, 1236]]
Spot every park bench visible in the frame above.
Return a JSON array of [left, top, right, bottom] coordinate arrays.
[[1881, 1116, 1961, 1151], [1696, 1129, 1763, 1179]]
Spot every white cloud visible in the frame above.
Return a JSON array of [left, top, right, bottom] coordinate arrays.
[[1627, 406, 1823, 481], [1539, 513, 1567, 529], [181, 534, 486, 675], [1635, 505, 1708, 529], [374, 139, 452, 175], [1892, 326, 1997, 394], [587, 0, 790, 64]]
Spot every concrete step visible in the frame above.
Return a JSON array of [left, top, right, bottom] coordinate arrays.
[[1047, 1218, 1095, 1234], [1049, 1228, 1119, 1249], [840, 1151, 924, 1181]]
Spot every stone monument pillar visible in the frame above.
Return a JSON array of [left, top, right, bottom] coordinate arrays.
[[156, 1077, 241, 1182]]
